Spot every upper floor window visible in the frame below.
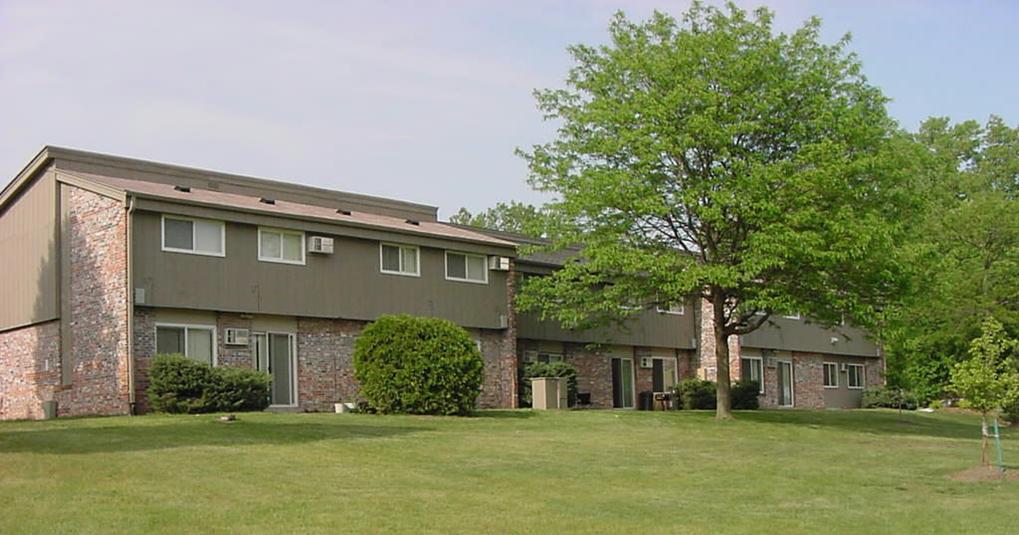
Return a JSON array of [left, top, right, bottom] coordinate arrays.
[[656, 301, 685, 315], [380, 243, 419, 276], [445, 251, 488, 284], [161, 215, 225, 257], [258, 227, 305, 265]]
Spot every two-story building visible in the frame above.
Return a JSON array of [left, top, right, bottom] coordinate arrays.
[[0, 147, 884, 420]]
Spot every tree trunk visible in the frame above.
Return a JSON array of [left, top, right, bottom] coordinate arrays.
[[981, 415, 990, 466], [713, 300, 733, 420]]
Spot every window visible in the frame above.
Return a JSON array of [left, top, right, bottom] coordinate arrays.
[[740, 357, 764, 393], [847, 364, 864, 389], [537, 352, 563, 363], [823, 362, 839, 388], [782, 312, 802, 320], [656, 302, 685, 315], [155, 324, 216, 366], [258, 228, 305, 265], [445, 251, 488, 283], [161, 215, 225, 256], [380, 243, 419, 276]]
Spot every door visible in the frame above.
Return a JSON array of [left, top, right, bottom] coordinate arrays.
[[254, 332, 297, 406], [777, 360, 794, 407], [611, 358, 635, 408]]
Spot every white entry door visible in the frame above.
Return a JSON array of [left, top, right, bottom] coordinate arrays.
[[777, 360, 794, 407], [254, 332, 297, 407]]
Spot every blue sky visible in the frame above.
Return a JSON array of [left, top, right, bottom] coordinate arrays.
[[1, 1, 1016, 217]]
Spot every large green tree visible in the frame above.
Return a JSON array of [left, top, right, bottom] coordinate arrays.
[[884, 116, 1019, 402], [448, 201, 546, 237], [516, 3, 916, 418]]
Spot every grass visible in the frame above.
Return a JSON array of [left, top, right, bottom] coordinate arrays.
[[0, 409, 1016, 534]]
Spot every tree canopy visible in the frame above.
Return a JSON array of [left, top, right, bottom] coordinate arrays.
[[515, 2, 916, 417], [448, 201, 546, 237]]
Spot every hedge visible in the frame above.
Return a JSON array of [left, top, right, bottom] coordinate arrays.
[[353, 314, 484, 416], [672, 379, 759, 410], [147, 354, 271, 413]]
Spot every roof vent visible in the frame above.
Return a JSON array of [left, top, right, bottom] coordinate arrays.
[[405, 219, 420, 226], [259, 197, 276, 205], [337, 208, 352, 216], [173, 185, 191, 193]]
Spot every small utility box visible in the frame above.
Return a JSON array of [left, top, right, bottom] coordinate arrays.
[[532, 377, 568, 410]]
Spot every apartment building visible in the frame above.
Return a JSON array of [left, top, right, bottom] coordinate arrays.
[[0, 148, 883, 419]]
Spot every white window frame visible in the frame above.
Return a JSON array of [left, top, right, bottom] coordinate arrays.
[[656, 302, 685, 315], [253, 331, 299, 408], [257, 227, 306, 265], [444, 251, 489, 284], [782, 312, 802, 320], [379, 243, 420, 277], [846, 364, 865, 389], [740, 356, 764, 393], [160, 215, 226, 257], [154, 323, 218, 366], [823, 362, 839, 388]]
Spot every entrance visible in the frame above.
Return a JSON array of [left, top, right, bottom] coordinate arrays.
[[611, 358, 635, 408], [254, 332, 297, 407], [777, 360, 794, 407]]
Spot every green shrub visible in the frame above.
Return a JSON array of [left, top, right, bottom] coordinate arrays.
[[675, 378, 717, 410], [731, 380, 760, 410], [862, 386, 918, 410], [353, 314, 485, 416], [520, 361, 578, 407], [208, 367, 273, 412], [147, 354, 271, 414]]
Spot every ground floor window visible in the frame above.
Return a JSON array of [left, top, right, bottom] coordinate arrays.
[[823, 362, 839, 388], [740, 357, 764, 393], [155, 325, 215, 366], [651, 357, 678, 392], [846, 364, 864, 389]]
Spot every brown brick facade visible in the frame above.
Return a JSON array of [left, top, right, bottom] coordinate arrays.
[[0, 321, 61, 419]]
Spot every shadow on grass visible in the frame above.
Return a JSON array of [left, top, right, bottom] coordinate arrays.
[[0, 417, 431, 455], [470, 410, 537, 419], [734, 409, 987, 440]]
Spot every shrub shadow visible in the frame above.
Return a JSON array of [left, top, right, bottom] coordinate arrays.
[[470, 410, 537, 419], [0, 417, 430, 455]]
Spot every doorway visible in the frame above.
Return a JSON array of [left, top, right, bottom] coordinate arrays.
[[611, 357, 635, 408], [777, 360, 794, 407], [254, 332, 297, 407]]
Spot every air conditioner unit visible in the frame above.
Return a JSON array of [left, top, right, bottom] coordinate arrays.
[[308, 236, 334, 254], [765, 356, 778, 368], [522, 350, 538, 363], [488, 256, 510, 271], [225, 328, 250, 346], [840, 363, 848, 372], [639, 356, 654, 369]]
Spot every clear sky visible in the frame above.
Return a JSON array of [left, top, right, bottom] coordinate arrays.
[[2, 1, 1016, 218]]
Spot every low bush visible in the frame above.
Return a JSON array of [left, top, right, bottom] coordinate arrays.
[[675, 378, 717, 410], [731, 380, 761, 410], [520, 361, 578, 407], [353, 314, 484, 416], [147, 354, 271, 414], [862, 386, 918, 410]]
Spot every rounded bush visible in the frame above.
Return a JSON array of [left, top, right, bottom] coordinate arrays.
[[353, 314, 485, 415]]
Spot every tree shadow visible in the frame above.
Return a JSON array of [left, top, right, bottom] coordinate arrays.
[[734, 409, 995, 440], [0, 415, 431, 455], [470, 409, 537, 419]]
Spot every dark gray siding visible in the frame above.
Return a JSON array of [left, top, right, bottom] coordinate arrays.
[[0, 171, 58, 330], [516, 308, 697, 349], [741, 317, 878, 357], [132, 210, 509, 329]]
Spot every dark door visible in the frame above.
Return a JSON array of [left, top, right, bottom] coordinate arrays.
[[652, 358, 664, 392]]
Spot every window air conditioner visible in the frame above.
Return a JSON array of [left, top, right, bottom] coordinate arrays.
[[488, 256, 510, 271], [639, 356, 654, 369], [308, 236, 334, 254], [225, 328, 250, 346], [765, 357, 778, 368], [840, 363, 848, 372]]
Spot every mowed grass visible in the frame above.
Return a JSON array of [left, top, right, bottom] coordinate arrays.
[[1, 409, 1016, 535]]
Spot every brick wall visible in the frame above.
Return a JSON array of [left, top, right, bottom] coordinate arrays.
[[696, 298, 741, 381], [217, 313, 254, 369], [53, 186, 130, 418], [792, 353, 825, 409], [0, 321, 61, 419], [565, 344, 615, 409], [296, 317, 359, 412]]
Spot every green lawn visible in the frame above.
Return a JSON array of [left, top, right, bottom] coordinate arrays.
[[0, 409, 1016, 534]]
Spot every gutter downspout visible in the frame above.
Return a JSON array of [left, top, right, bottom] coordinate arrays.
[[126, 195, 136, 414]]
